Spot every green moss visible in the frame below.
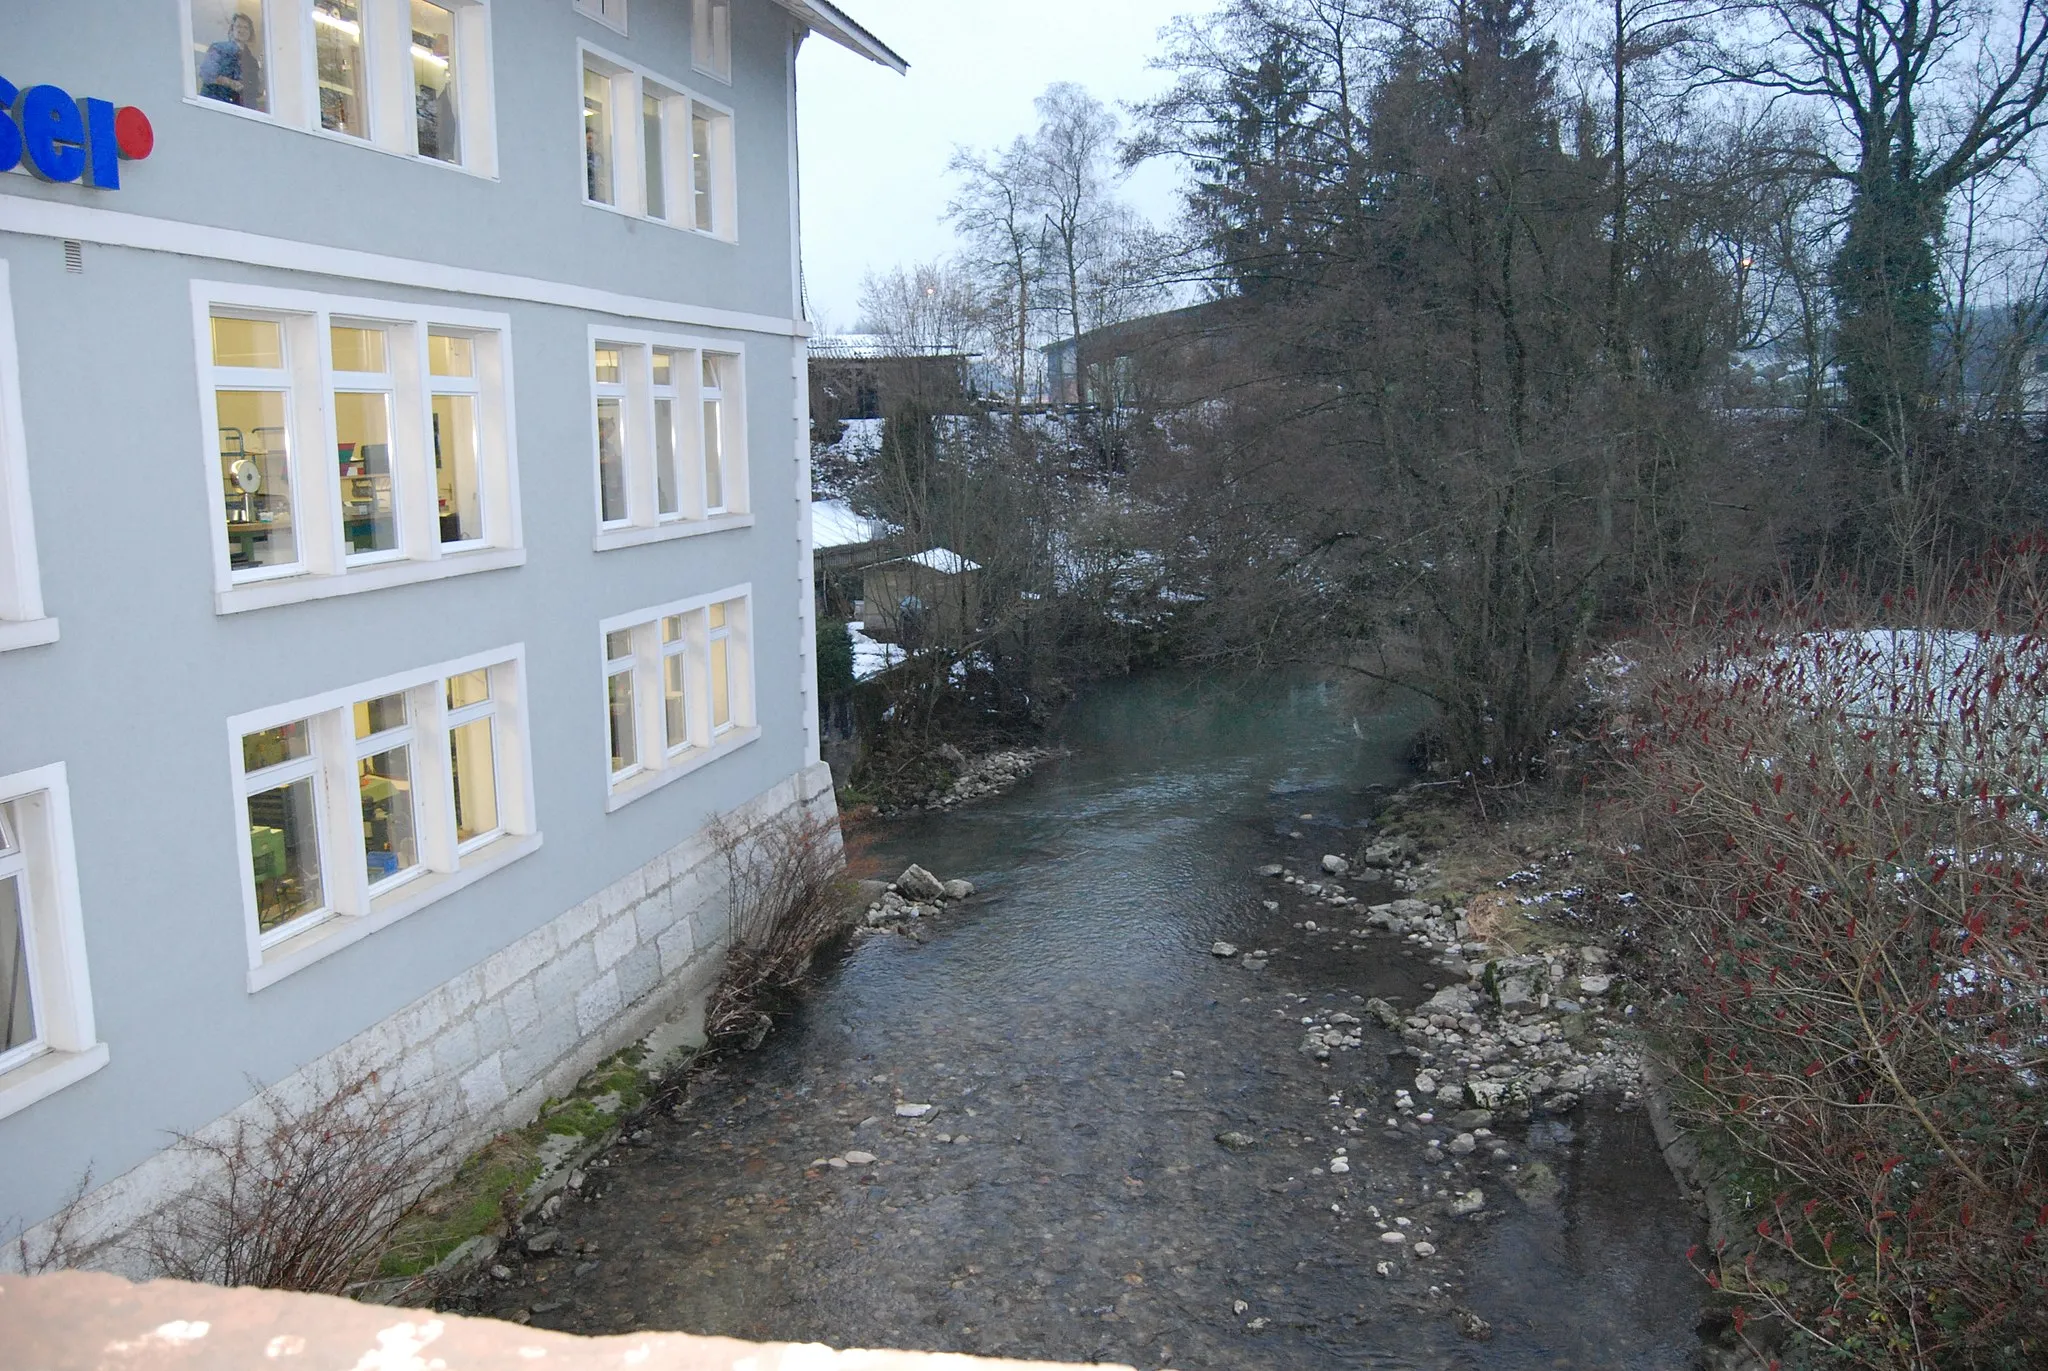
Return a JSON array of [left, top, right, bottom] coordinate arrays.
[[378, 1136, 544, 1278], [374, 1044, 676, 1283]]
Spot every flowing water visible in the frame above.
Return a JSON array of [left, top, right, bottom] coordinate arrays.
[[461, 672, 1704, 1368]]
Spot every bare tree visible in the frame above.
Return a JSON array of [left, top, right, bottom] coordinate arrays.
[[948, 140, 1049, 411], [856, 258, 983, 356], [1029, 84, 1124, 408]]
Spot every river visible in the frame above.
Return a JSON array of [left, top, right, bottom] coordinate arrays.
[[461, 671, 1704, 1369]]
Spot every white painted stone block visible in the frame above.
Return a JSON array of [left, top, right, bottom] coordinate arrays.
[[481, 930, 555, 1001], [593, 913, 638, 972], [501, 978, 541, 1035], [656, 913, 695, 976], [459, 1055, 509, 1117], [555, 896, 603, 951], [574, 970, 622, 1037]]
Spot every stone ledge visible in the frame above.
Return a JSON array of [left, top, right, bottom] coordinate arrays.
[[0, 1272, 1126, 1371]]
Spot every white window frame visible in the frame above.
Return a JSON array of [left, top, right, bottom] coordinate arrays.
[[573, 0, 628, 36], [587, 323, 751, 551], [229, 646, 541, 992], [577, 42, 738, 240], [0, 263, 57, 654], [180, 0, 501, 178], [600, 588, 758, 812], [693, 0, 732, 83], [0, 764, 107, 1123], [193, 282, 525, 615]]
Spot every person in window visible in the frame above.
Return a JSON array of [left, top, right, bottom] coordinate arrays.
[[199, 14, 264, 108]]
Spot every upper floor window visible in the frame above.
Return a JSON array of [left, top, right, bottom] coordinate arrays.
[[601, 591, 757, 811], [587, 327, 750, 550], [574, 0, 627, 35], [198, 285, 523, 614], [0, 765, 107, 1122], [232, 650, 539, 989], [184, 0, 498, 176], [580, 45, 735, 239], [0, 264, 57, 654], [693, 0, 731, 83]]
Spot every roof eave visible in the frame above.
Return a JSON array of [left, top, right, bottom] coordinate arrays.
[[775, 0, 908, 74]]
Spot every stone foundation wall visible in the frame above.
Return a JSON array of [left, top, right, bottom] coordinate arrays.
[[6, 763, 838, 1271]]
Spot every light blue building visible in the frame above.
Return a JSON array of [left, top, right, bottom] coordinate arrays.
[[0, 0, 900, 1256]]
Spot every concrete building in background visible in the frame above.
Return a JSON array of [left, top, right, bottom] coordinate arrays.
[[0, 0, 900, 1254]]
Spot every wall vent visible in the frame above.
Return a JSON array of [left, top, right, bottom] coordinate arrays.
[[62, 241, 83, 274]]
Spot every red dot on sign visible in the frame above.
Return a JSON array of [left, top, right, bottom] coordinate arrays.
[[113, 107, 153, 160]]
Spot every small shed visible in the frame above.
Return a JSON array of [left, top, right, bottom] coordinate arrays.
[[861, 547, 982, 646]]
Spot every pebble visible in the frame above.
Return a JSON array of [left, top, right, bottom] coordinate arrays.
[[489, 1264, 512, 1281], [1328, 1157, 1350, 1174], [1450, 1189, 1486, 1216], [827, 1157, 848, 1169], [1448, 1133, 1476, 1156], [523, 1229, 561, 1256], [1211, 941, 1240, 958], [844, 1151, 878, 1166], [1412, 1242, 1437, 1258], [1378, 1230, 1408, 1245], [896, 1103, 934, 1117]]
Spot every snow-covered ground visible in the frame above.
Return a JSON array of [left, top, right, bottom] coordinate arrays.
[[848, 621, 904, 682]]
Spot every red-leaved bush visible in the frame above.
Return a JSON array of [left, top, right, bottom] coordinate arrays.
[[1606, 547, 2048, 1368]]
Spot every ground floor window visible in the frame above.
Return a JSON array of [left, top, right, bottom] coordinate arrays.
[[233, 650, 532, 957], [600, 590, 755, 807], [0, 765, 106, 1120]]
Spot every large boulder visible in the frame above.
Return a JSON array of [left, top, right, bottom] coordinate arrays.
[[895, 864, 945, 901]]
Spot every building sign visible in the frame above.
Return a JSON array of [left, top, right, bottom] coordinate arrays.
[[0, 77, 153, 191]]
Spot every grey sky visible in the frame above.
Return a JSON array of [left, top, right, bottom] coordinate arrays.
[[794, 0, 1202, 331]]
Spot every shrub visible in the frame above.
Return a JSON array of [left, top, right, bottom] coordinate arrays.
[[702, 809, 856, 1052], [141, 1062, 449, 1295], [1607, 549, 2048, 1368]]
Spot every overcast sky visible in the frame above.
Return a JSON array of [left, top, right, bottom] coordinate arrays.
[[793, 0, 1203, 331]]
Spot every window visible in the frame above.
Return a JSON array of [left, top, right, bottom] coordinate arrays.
[[600, 592, 756, 809], [412, 1, 463, 163], [183, 0, 497, 175], [0, 264, 57, 654], [192, 0, 272, 113], [313, 0, 369, 136], [198, 285, 522, 614], [693, 0, 731, 82], [0, 765, 107, 1122], [583, 62, 615, 205], [232, 650, 538, 988], [574, 0, 627, 35], [587, 329, 749, 548], [578, 45, 735, 238]]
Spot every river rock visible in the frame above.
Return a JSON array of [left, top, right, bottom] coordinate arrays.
[[1453, 1308, 1494, 1341], [1363, 997, 1403, 1028], [895, 1103, 934, 1117], [1328, 1156, 1350, 1174], [1537, 1091, 1581, 1115], [1378, 1229, 1408, 1244], [1449, 1109, 1495, 1130], [942, 879, 976, 900], [1495, 976, 1537, 1009], [1322, 854, 1351, 876], [1576, 973, 1613, 996], [895, 865, 946, 901], [844, 1150, 878, 1166], [1413, 1071, 1439, 1094], [1211, 941, 1239, 958], [1258, 863, 1284, 877], [1514, 1160, 1562, 1205], [524, 1229, 561, 1256], [1412, 1241, 1437, 1258], [1449, 1189, 1486, 1216], [1448, 1132, 1476, 1156], [1215, 1130, 1258, 1151]]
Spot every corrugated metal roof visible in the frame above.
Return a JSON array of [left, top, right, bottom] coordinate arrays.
[[770, 1, 907, 72]]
